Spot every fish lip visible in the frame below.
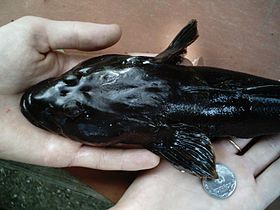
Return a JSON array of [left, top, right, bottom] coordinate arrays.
[[20, 90, 46, 130], [20, 90, 62, 133]]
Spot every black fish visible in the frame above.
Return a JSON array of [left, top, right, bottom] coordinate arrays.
[[20, 20, 280, 178]]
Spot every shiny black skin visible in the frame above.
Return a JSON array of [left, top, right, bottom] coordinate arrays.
[[22, 55, 280, 141], [20, 20, 280, 178]]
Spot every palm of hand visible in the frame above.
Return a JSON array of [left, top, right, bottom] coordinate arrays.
[[0, 17, 79, 167], [112, 137, 280, 210], [131, 158, 256, 210]]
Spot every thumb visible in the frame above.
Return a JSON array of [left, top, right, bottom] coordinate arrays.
[[45, 19, 122, 51], [19, 16, 122, 52]]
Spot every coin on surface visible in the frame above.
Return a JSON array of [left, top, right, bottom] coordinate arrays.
[[202, 163, 237, 199]]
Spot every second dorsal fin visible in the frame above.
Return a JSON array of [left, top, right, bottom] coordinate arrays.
[[155, 19, 198, 64]]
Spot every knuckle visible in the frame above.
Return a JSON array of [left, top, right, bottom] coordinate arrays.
[[15, 16, 45, 34], [96, 149, 106, 170], [70, 22, 80, 49], [119, 150, 126, 170]]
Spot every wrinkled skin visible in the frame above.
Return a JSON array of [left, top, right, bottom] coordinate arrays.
[[20, 20, 280, 179]]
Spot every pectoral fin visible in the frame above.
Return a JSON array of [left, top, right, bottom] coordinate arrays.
[[146, 124, 217, 179]]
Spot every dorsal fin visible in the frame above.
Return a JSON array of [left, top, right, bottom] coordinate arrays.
[[155, 19, 198, 64]]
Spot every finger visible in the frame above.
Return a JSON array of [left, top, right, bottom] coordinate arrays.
[[45, 19, 121, 51], [243, 135, 280, 176], [256, 157, 280, 209], [19, 16, 122, 51], [68, 146, 160, 170], [2, 128, 160, 171], [1, 122, 160, 171], [214, 137, 252, 155]]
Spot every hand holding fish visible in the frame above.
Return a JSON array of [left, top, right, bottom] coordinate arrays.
[[0, 16, 159, 170], [111, 137, 280, 210], [1, 16, 279, 210]]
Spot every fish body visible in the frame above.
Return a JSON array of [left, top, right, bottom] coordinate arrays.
[[21, 20, 280, 178]]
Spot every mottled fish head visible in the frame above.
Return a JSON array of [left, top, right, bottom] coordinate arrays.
[[20, 67, 120, 143], [20, 74, 81, 130]]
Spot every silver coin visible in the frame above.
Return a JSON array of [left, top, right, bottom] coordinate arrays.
[[202, 163, 237, 199]]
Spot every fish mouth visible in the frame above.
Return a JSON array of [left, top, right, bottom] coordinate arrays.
[[20, 90, 48, 130]]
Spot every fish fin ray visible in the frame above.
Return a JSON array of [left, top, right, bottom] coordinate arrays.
[[155, 19, 198, 64], [146, 124, 217, 178]]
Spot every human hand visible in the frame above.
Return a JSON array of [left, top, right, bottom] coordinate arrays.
[[111, 136, 280, 210], [0, 16, 159, 170]]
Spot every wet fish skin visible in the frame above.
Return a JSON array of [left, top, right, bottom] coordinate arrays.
[[20, 20, 280, 178]]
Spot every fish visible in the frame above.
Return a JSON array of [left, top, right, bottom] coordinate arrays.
[[20, 19, 280, 179]]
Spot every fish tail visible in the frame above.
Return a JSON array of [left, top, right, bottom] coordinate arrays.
[[155, 19, 198, 64]]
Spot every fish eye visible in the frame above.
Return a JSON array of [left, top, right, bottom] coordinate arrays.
[[62, 100, 83, 118]]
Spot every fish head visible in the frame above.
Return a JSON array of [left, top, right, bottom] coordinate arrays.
[[20, 73, 93, 134], [20, 70, 124, 143]]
